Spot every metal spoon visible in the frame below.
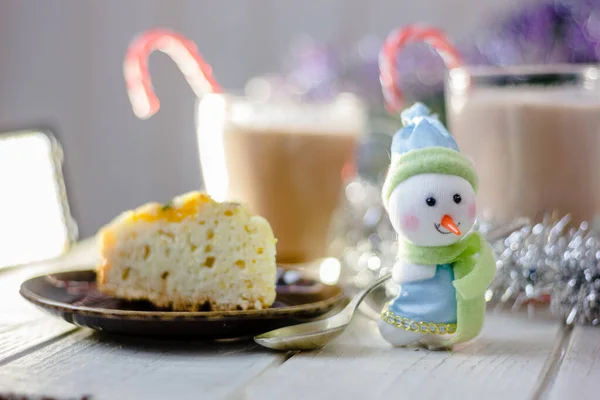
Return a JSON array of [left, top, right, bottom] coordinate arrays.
[[254, 272, 390, 351], [254, 219, 528, 351]]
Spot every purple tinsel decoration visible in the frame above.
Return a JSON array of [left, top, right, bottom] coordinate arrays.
[[271, 0, 600, 108], [463, 0, 600, 66]]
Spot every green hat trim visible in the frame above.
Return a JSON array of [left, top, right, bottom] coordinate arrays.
[[382, 147, 478, 206]]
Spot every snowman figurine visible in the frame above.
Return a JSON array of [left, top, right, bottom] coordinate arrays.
[[378, 103, 496, 350]]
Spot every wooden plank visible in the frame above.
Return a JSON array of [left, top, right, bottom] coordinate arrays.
[[547, 326, 600, 399], [0, 238, 87, 370], [0, 330, 285, 400], [241, 310, 561, 400], [0, 237, 97, 327], [0, 318, 76, 365]]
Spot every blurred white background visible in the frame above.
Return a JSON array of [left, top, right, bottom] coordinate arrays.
[[0, 0, 528, 237]]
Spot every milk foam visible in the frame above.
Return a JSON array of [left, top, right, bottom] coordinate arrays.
[[463, 85, 600, 107], [226, 93, 367, 135]]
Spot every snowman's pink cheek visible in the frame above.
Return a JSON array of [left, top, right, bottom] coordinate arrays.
[[401, 214, 420, 232], [468, 203, 477, 219]]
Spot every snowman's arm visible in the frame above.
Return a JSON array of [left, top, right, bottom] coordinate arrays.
[[392, 261, 436, 284]]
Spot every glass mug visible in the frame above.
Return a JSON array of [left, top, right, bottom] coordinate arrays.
[[196, 93, 366, 264], [445, 64, 600, 224]]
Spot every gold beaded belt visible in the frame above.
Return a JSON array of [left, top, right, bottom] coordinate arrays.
[[381, 306, 457, 335]]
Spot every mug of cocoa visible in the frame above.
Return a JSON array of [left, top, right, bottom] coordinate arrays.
[[197, 93, 365, 264], [124, 29, 366, 265]]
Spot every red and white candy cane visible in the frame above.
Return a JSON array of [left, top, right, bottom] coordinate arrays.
[[124, 28, 223, 120], [379, 25, 463, 114]]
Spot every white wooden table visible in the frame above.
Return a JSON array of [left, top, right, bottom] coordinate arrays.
[[0, 240, 598, 400]]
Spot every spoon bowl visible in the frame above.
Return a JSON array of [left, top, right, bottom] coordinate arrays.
[[254, 323, 347, 351], [255, 273, 389, 350]]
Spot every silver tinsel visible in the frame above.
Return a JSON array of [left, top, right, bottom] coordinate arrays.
[[549, 219, 600, 326], [492, 214, 600, 325], [330, 177, 399, 297], [333, 177, 600, 326], [486, 215, 570, 309]]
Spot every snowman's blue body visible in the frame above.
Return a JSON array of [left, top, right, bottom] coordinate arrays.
[[388, 263, 457, 325], [378, 263, 458, 347]]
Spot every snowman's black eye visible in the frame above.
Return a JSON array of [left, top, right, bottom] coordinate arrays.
[[426, 197, 436, 207], [453, 194, 462, 204]]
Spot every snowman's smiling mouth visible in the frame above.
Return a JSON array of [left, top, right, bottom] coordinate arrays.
[[434, 222, 460, 235]]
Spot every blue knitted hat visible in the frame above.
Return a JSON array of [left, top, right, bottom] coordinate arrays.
[[391, 103, 459, 155]]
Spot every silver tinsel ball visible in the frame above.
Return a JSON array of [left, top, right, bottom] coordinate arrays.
[[490, 214, 600, 325], [549, 220, 600, 326], [485, 215, 570, 308]]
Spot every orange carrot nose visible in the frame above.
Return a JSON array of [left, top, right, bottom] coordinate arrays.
[[441, 215, 461, 236]]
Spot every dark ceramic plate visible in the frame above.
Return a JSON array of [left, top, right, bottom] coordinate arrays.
[[20, 269, 346, 339]]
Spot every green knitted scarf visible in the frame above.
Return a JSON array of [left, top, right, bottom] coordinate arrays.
[[398, 231, 496, 345]]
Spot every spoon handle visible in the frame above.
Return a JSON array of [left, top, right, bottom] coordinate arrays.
[[346, 273, 392, 313]]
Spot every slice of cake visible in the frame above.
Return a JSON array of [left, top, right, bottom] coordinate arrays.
[[96, 191, 277, 311]]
